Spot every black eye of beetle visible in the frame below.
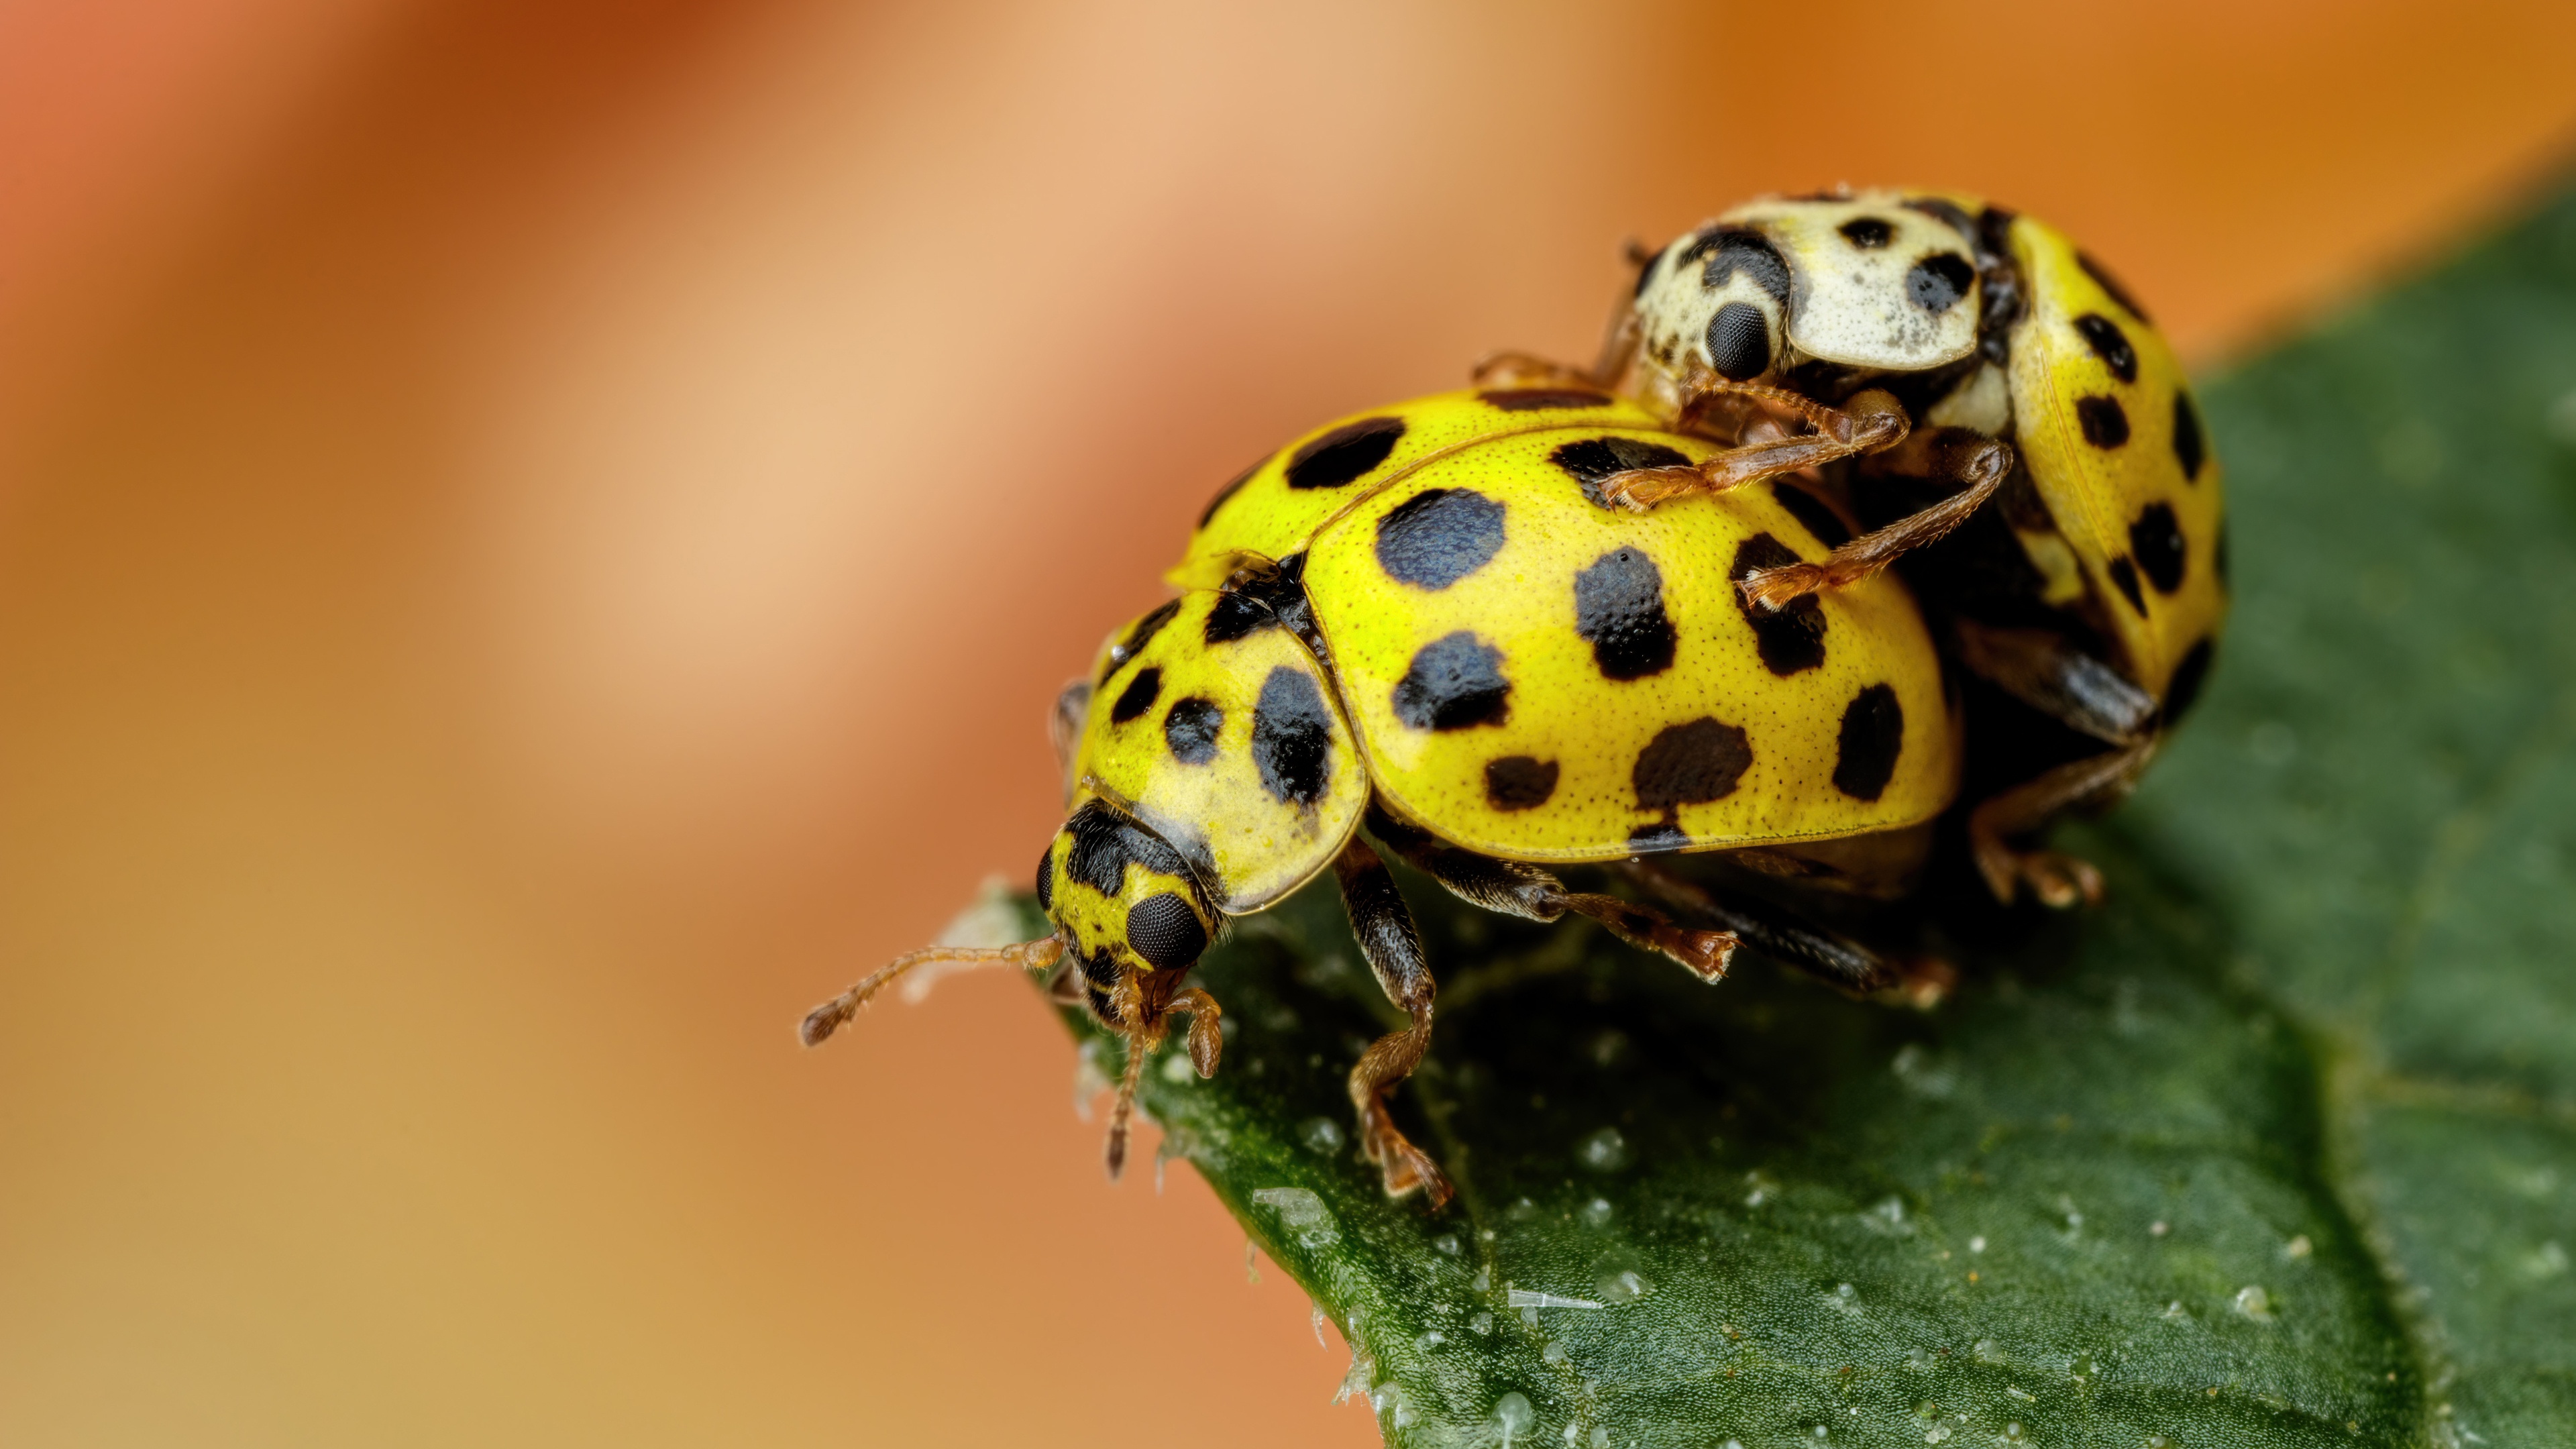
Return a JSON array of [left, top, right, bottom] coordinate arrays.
[[1125, 892, 1208, 970]]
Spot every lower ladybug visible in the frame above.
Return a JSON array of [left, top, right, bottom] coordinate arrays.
[[805, 389, 1960, 1205]]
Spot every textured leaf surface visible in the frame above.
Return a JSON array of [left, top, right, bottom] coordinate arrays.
[[1047, 184, 2576, 1448]]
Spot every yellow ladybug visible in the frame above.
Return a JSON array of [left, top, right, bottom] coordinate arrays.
[[806, 389, 1960, 1206], [1482, 189, 2226, 904]]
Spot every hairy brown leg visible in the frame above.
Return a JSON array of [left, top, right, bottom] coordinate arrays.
[[1163, 986, 1224, 1079], [1595, 386, 1911, 511], [1468, 350, 1605, 390], [1611, 857, 1910, 995], [1736, 427, 2017, 611], [1333, 837, 1452, 1208], [798, 935, 1065, 1047], [1363, 808, 1734, 981], [1968, 740, 2158, 908]]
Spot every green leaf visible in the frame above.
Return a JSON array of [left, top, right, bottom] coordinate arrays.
[[1042, 183, 2576, 1448]]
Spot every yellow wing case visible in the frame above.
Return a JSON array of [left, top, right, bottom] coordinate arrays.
[[1299, 422, 1958, 863], [2004, 215, 2228, 697], [1183, 386, 1665, 576], [1073, 591, 1366, 913]]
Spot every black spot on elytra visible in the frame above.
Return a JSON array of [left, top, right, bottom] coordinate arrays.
[[1034, 841, 1055, 913], [2173, 390, 2207, 480], [1110, 666, 1162, 724], [1198, 456, 1265, 529], [1705, 301, 1772, 380], [1906, 254, 1975, 314], [1551, 436, 1695, 508], [2108, 556, 2147, 614], [1831, 684, 1904, 800], [1633, 717, 1752, 810], [1627, 820, 1690, 853], [1125, 892, 1207, 970], [1771, 482, 1852, 549], [1063, 800, 1189, 898], [2129, 502, 2187, 594], [1480, 387, 1612, 411], [1573, 547, 1677, 680], [1102, 599, 1179, 680], [1250, 667, 1335, 806], [1284, 416, 1406, 490], [1698, 229, 1791, 303], [1392, 632, 1511, 732], [2163, 637, 2215, 722], [2073, 313, 2137, 383], [2077, 394, 2131, 449], [1839, 216, 1894, 248], [1483, 756, 1559, 811], [2076, 250, 2151, 322], [1203, 553, 1312, 645], [1163, 696, 1222, 764], [1729, 533, 1827, 675], [1375, 488, 1506, 590]]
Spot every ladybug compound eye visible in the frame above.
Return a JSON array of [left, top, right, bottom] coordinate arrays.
[[1124, 891, 1208, 970], [1705, 301, 1772, 381]]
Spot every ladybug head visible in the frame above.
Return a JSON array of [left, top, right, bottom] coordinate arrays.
[[1036, 798, 1220, 1027]]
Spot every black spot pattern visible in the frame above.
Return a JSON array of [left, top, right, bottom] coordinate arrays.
[[1198, 456, 1264, 529], [1375, 488, 1506, 590], [2130, 502, 2187, 594], [1125, 892, 1207, 969], [1906, 254, 1975, 314], [2074, 313, 2137, 382], [1250, 667, 1335, 806], [1633, 246, 1664, 298], [2108, 556, 2147, 614], [1633, 717, 1752, 810], [2077, 250, 2151, 322], [1110, 666, 1161, 724], [1284, 417, 1406, 490], [1102, 599, 1179, 680], [1063, 800, 1189, 898], [1483, 756, 1559, 811], [1839, 216, 1893, 248], [1203, 554, 1312, 646], [1550, 436, 1694, 508], [1698, 229, 1791, 302], [1831, 684, 1904, 800], [1771, 482, 1852, 549], [1034, 842, 1055, 913], [1391, 632, 1510, 732], [1573, 547, 1677, 680], [2077, 394, 2131, 449], [2173, 390, 2207, 480], [1729, 534, 1827, 675], [1163, 697, 1222, 764], [1480, 387, 1611, 411], [2164, 637, 2215, 722], [1705, 301, 1771, 380]]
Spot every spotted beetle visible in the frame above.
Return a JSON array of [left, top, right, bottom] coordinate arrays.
[[1481, 188, 2226, 906], [806, 388, 1964, 1206]]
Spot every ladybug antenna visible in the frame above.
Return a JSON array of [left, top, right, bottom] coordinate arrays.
[[1102, 1025, 1150, 1179], [798, 935, 1065, 1048]]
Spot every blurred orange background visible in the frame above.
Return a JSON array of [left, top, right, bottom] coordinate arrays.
[[4, 2, 2573, 1444]]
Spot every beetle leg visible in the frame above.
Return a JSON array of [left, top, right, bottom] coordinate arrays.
[[1949, 620, 2157, 747], [1968, 741, 2157, 908], [1363, 807, 1735, 983], [1613, 857, 1902, 995], [1468, 350, 1604, 390], [1735, 428, 2017, 611], [1332, 837, 1452, 1209], [1595, 387, 1910, 512]]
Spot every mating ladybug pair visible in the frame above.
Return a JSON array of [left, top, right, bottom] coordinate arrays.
[[804, 189, 2226, 1205]]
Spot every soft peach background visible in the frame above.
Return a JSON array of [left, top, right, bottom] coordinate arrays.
[[4, 2, 2573, 1445]]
